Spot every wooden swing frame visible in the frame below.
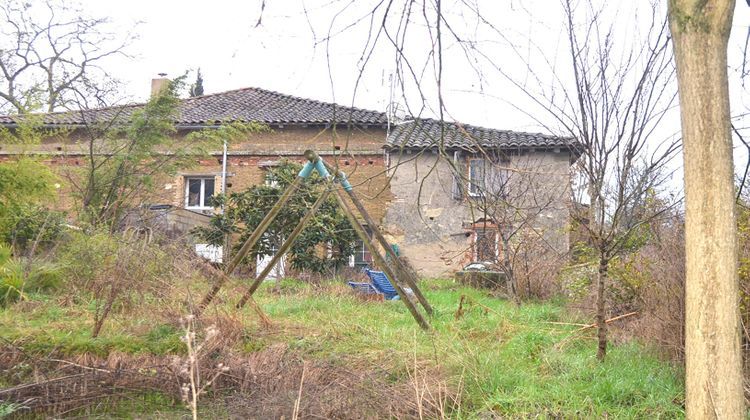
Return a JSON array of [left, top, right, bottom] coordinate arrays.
[[196, 150, 432, 330]]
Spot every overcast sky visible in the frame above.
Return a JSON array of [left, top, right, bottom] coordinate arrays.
[[76, 0, 750, 180], [80, 1, 745, 126]]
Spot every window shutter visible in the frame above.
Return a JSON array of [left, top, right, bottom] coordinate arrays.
[[452, 150, 465, 200]]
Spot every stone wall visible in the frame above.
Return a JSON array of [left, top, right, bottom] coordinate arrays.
[[384, 148, 574, 278]]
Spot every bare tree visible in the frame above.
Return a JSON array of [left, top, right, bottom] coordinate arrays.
[[467, 149, 572, 301], [0, 0, 134, 114], [533, 0, 680, 360], [668, 0, 744, 417], [339, 0, 680, 359], [291, 3, 681, 354]]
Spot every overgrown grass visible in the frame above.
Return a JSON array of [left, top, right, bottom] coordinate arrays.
[[254, 279, 684, 418], [0, 278, 685, 418]]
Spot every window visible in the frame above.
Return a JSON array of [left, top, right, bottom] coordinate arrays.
[[468, 159, 485, 197], [349, 227, 373, 268], [487, 159, 511, 197], [185, 177, 215, 209], [474, 228, 498, 262], [264, 171, 279, 188]]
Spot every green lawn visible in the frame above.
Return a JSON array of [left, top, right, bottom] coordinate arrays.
[[0, 278, 684, 418]]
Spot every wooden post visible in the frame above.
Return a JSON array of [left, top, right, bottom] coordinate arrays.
[[309, 152, 432, 315], [197, 162, 314, 312], [197, 261, 272, 326], [332, 187, 430, 330], [235, 186, 333, 308], [342, 181, 433, 315]]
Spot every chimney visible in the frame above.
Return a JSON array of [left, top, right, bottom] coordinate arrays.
[[151, 73, 169, 97]]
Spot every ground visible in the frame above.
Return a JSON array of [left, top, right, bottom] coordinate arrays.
[[0, 278, 684, 419]]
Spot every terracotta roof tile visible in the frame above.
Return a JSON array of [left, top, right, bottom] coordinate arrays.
[[0, 87, 388, 127], [386, 119, 579, 151]]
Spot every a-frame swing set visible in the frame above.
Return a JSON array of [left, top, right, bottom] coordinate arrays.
[[195, 150, 433, 330]]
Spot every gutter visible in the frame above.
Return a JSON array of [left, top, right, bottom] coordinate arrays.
[[0, 122, 390, 130]]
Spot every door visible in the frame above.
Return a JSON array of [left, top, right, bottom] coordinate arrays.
[[256, 238, 285, 279]]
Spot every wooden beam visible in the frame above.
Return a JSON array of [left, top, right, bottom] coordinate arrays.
[[306, 152, 432, 315], [332, 187, 430, 330], [235, 185, 333, 308], [341, 182, 433, 315], [197, 170, 309, 314]]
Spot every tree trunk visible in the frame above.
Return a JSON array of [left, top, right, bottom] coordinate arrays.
[[669, 1, 744, 418], [596, 256, 608, 361], [92, 286, 117, 338]]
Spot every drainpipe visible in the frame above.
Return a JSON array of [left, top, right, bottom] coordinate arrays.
[[221, 140, 229, 263], [221, 140, 228, 197]]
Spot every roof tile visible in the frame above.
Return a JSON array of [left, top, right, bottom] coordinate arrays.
[[386, 119, 578, 151], [0, 87, 388, 127]]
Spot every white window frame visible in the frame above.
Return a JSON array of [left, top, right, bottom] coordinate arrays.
[[348, 237, 373, 268], [468, 158, 485, 197], [184, 177, 216, 210], [348, 226, 373, 268]]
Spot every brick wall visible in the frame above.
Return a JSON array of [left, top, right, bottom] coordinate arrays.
[[2, 126, 392, 226]]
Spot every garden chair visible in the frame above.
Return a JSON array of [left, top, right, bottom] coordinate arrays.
[[346, 280, 382, 299], [365, 269, 413, 300]]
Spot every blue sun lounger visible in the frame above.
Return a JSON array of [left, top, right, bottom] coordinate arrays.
[[346, 280, 381, 297], [348, 268, 413, 300], [364, 269, 400, 300]]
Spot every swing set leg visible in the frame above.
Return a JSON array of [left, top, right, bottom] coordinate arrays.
[[312, 154, 433, 315], [235, 185, 333, 309], [333, 188, 430, 330], [197, 174, 307, 316]]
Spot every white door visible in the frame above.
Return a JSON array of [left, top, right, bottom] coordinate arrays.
[[195, 244, 223, 263], [256, 240, 285, 279]]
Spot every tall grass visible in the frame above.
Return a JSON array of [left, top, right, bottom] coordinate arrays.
[[254, 279, 684, 418], [0, 277, 684, 418]]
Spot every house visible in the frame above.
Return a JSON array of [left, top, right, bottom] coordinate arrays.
[[0, 78, 390, 272], [0, 79, 579, 278], [383, 119, 580, 278]]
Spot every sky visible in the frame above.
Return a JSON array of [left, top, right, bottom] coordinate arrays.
[[45, 0, 750, 180], [80, 1, 747, 125]]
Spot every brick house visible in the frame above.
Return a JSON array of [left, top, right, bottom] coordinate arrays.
[[0, 82, 578, 278], [0, 81, 390, 271]]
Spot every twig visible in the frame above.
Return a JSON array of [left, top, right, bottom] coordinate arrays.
[[543, 321, 589, 327], [292, 362, 307, 420], [572, 311, 638, 332], [554, 311, 638, 350], [46, 359, 112, 374]]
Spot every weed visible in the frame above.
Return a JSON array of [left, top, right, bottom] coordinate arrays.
[[0, 277, 684, 418]]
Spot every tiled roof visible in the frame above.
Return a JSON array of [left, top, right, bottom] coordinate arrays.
[[386, 119, 578, 151], [0, 87, 388, 127]]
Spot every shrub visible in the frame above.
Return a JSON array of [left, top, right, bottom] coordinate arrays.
[[2, 205, 65, 254], [57, 230, 201, 337], [0, 243, 62, 306], [195, 160, 358, 275], [0, 157, 61, 254]]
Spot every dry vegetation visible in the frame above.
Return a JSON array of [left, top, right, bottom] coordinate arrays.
[[0, 227, 687, 418]]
